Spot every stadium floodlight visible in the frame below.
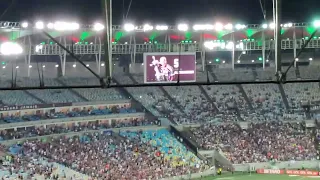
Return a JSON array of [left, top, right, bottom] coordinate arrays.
[[215, 23, 223, 31], [35, 21, 44, 29], [269, 22, 275, 29], [204, 41, 214, 50], [0, 42, 23, 55], [47, 23, 54, 29], [283, 23, 293, 28], [155, 25, 168, 31], [313, 20, 320, 28], [224, 23, 233, 30], [124, 23, 135, 31], [143, 24, 153, 31], [178, 24, 188, 31], [193, 24, 214, 31], [262, 24, 268, 29], [21, 22, 28, 28], [93, 23, 105, 31], [226, 42, 234, 50], [53, 22, 79, 31], [235, 24, 246, 30]]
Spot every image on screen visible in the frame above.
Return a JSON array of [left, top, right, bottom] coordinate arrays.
[[144, 52, 196, 83]]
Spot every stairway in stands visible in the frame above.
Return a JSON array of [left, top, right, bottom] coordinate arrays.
[[55, 79, 89, 102], [252, 68, 258, 80], [207, 67, 219, 82], [236, 84, 254, 110], [295, 66, 301, 79], [128, 74, 139, 84], [127, 74, 185, 115], [233, 101, 244, 121], [158, 86, 186, 114], [112, 76, 161, 123], [198, 85, 219, 113], [277, 84, 290, 110], [23, 90, 47, 104]]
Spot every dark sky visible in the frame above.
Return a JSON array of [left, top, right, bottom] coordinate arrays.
[[0, 0, 320, 25]]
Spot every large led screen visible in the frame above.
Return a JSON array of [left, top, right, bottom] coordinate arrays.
[[144, 52, 196, 83]]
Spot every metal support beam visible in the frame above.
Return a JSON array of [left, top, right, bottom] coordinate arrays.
[[293, 28, 297, 67], [102, 0, 112, 81], [94, 37, 102, 74], [273, 0, 282, 76], [200, 33, 206, 71], [133, 35, 136, 63], [26, 36, 32, 77], [262, 30, 266, 70], [231, 33, 235, 70]]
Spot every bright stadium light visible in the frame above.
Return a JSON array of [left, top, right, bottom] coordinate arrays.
[[235, 24, 246, 30], [283, 23, 293, 28], [53, 22, 79, 31], [21, 22, 28, 28], [178, 24, 188, 31], [224, 23, 233, 30], [226, 42, 234, 50], [193, 24, 214, 31], [0, 42, 23, 55], [155, 25, 168, 31], [269, 22, 275, 29], [124, 23, 135, 31], [309, 58, 313, 61], [204, 41, 214, 50], [93, 23, 105, 31], [262, 24, 268, 29], [215, 23, 223, 31], [237, 60, 241, 63], [47, 23, 54, 29], [35, 21, 44, 29], [313, 20, 320, 28], [143, 24, 153, 31]]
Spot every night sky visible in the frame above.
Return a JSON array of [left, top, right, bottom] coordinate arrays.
[[0, 0, 319, 25]]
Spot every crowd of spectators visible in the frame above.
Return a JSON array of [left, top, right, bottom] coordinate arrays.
[[191, 121, 317, 164], [15, 129, 206, 180], [0, 117, 156, 141]]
